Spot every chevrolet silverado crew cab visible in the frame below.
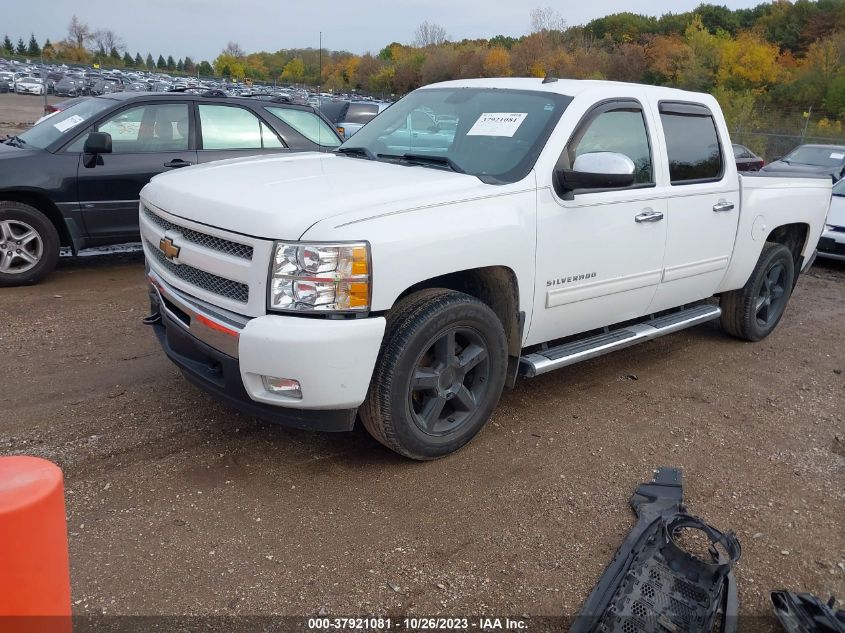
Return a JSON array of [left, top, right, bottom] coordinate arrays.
[[140, 78, 831, 460]]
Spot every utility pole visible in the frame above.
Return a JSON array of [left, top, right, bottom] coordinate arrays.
[[40, 53, 48, 115], [318, 31, 322, 96]]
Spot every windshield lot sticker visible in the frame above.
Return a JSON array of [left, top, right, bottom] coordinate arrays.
[[53, 115, 85, 133], [467, 112, 527, 137], [830, 152, 844, 160]]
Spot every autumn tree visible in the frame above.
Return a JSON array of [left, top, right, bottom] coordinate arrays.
[[223, 41, 245, 57], [93, 29, 123, 56], [414, 21, 448, 47], [530, 6, 566, 33], [281, 57, 305, 84], [420, 46, 458, 84], [716, 31, 782, 91], [483, 47, 512, 77], [67, 15, 90, 48]]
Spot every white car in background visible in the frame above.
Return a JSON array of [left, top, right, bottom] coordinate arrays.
[[15, 77, 45, 96], [819, 178, 845, 261]]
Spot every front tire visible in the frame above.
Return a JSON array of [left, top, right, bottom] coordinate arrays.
[[0, 201, 60, 287], [720, 242, 795, 341], [360, 289, 508, 460]]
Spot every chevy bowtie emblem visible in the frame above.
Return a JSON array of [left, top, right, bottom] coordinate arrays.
[[159, 236, 180, 261]]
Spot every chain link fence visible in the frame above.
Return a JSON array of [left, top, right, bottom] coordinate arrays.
[[729, 106, 845, 162]]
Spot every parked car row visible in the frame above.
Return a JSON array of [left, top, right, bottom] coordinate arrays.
[[0, 90, 343, 285], [0, 57, 322, 102]]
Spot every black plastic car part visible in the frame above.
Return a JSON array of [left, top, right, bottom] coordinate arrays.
[[771, 591, 845, 633], [570, 467, 741, 633]]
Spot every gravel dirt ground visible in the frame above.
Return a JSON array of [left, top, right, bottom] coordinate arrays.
[[0, 92, 66, 136], [0, 253, 842, 626], [0, 92, 843, 627]]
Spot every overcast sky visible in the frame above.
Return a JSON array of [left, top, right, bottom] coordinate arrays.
[[4, 0, 768, 62]]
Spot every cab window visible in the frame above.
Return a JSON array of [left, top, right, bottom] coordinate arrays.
[[66, 103, 190, 153], [198, 105, 285, 150], [265, 107, 341, 147], [660, 102, 723, 184], [566, 103, 654, 186]]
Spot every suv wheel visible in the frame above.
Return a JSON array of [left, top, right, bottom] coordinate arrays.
[[0, 201, 60, 287], [361, 289, 508, 460], [720, 242, 795, 341]]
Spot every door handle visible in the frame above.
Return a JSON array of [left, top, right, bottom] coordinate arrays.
[[713, 200, 735, 212], [635, 209, 664, 223], [164, 159, 193, 168]]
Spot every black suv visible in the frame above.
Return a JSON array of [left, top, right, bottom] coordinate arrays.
[[0, 92, 343, 285]]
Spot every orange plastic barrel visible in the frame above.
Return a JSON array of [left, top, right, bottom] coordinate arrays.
[[0, 456, 71, 632]]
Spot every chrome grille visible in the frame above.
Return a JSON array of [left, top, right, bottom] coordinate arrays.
[[143, 207, 253, 260], [144, 240, 249, 303]]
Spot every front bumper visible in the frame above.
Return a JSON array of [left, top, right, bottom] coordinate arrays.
[[818, 228, 845, 261], [148, 273, 386, 431]]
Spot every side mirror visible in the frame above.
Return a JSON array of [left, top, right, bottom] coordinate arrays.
[[554, 151, 636, 195], [82, 132, 112, 168], [84, 131, 112, 155]]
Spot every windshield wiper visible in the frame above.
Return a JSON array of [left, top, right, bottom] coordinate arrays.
[[335, 146, 375, 160], [377, 153, 464, 173], [3, 135, 26, 148]]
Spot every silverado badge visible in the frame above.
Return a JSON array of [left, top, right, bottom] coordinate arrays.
[[159, 237, 180, 261]]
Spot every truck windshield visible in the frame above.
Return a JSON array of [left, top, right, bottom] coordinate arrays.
[[783, 146, 845, 167], [338, 87, 572, 184], [17, 97, 113, 150]]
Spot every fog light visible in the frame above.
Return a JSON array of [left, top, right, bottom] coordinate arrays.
[[261, 376, 302, 399]]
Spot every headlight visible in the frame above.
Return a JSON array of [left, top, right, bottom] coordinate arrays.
[[269, 241, 371, 312]]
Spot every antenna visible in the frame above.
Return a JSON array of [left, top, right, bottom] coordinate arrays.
[[542, 74, 558, 84]]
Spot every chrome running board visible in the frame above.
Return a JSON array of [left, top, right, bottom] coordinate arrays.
[[519, 304, 721, 378]]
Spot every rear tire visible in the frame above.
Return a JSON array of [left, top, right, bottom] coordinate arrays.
[[360, 289, 508, 460], [720, 242, 795, 342], [0, 201, 60, 287]]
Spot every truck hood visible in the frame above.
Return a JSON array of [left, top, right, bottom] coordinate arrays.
[[0, 141, 41, 158], [761, 160, 840, 180], [141, 152, 489, 240]]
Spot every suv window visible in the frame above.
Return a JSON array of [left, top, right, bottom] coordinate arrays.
[[265, 107, 341, 147], [660, 104, 723, 184], [66, 103, 190, 153], [409, 109, 436, 132], [198, 104, 285, 150], [344, 103, 379, 124], [732, 144, 751, 159], [569, 106, 653, 185]]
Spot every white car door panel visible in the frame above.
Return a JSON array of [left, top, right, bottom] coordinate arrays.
[[647, 101, 740, 312], [528, 99, 669, 346]]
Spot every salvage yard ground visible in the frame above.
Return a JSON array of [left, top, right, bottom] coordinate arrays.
[[0, 92, 65, 136], [0, 92, 843, 625]]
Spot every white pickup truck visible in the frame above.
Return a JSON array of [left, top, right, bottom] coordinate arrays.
[[139, 78, 831, 460]]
